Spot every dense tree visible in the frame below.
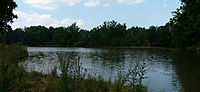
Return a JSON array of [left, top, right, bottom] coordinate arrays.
[[147, 26, 157, 46], [156, 25, 171, 47], [87, 21, 127, 46], [0, 0, 17, 34], [170, 0, 200, 47]]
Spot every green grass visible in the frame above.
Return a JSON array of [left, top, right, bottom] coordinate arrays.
[[0, 45, 28, 92], [0, 45, 147, 92], [0, 45, 28, 63]]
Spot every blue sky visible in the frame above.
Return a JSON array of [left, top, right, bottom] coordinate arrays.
[[12, 0, 181, 30]]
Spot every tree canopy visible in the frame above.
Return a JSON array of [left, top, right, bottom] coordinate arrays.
[[0, 21, 173, 47], [0, 0, 18, 34], [170, 0, 200, 47]]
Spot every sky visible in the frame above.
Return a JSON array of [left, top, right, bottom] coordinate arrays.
[[12, 0, 181, 30]]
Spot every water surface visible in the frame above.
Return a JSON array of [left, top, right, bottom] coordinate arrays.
[[21, 47, 200, 92]]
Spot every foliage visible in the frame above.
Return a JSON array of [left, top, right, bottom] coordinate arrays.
[[170, 0, 200, 47], [0, 0, 18, 34], [58, 53, 86, 92], [0, 21, 173, 48], [116, 56, 147, 92]]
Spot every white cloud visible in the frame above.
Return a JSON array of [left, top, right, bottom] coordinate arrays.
[[84, 0, 100, 7], [118, 0, 145, 4], [22, 0, 81, 10], [103, 3, 110, 7], [65, 0, 82, 6], [11, 11, 85, 29], [22, 0, 145, 9], [76, 19, 85, 26]]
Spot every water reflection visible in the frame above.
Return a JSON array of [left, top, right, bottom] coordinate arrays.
[[170, 50, 200, 92], [20, 47, 200, 92]]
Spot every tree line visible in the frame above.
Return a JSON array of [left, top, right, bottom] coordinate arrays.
[[0, 0, 200, 48], [0, 21, 176, 47]]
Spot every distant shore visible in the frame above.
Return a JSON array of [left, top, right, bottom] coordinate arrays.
[[27, 45, 179, 50]]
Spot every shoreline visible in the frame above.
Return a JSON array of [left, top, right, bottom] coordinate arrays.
[[27, 46, 179, 50], [0, 45, 147, 92]]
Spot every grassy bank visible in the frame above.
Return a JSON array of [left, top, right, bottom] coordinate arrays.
[[0, 45, 147, 92], [0, 45, 28, 63]]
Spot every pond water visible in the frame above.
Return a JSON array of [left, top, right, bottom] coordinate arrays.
[[20, 47, 200, 92]]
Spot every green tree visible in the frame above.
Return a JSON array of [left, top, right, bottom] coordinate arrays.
[[67, 23, 80, 46], [170, 0, 200, 47], [147, 26, 157, 46], [0, 0, 18, 34], [53, 27, 69, 46]]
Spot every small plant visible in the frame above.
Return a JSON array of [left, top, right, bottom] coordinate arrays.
[[116, 57, 147, 92], [0, 62, 26, 92], [58, 53, 87, 92], [58, 52, 147, 92]]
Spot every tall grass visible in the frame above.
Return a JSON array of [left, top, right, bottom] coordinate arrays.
[[116, 58, 147, 92], [0, 45, 28, 92], [58, 53, 86, 92], [58, 53, 147, 92], [0, 45, 28, 63]]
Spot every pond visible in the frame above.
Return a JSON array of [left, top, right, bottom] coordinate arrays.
[[20, 47, 200, 92]]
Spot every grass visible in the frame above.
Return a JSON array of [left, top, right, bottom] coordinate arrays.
[[0, 45, 28, 63], [0, 45, 147, 92], [0, 45, 28, 92]]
